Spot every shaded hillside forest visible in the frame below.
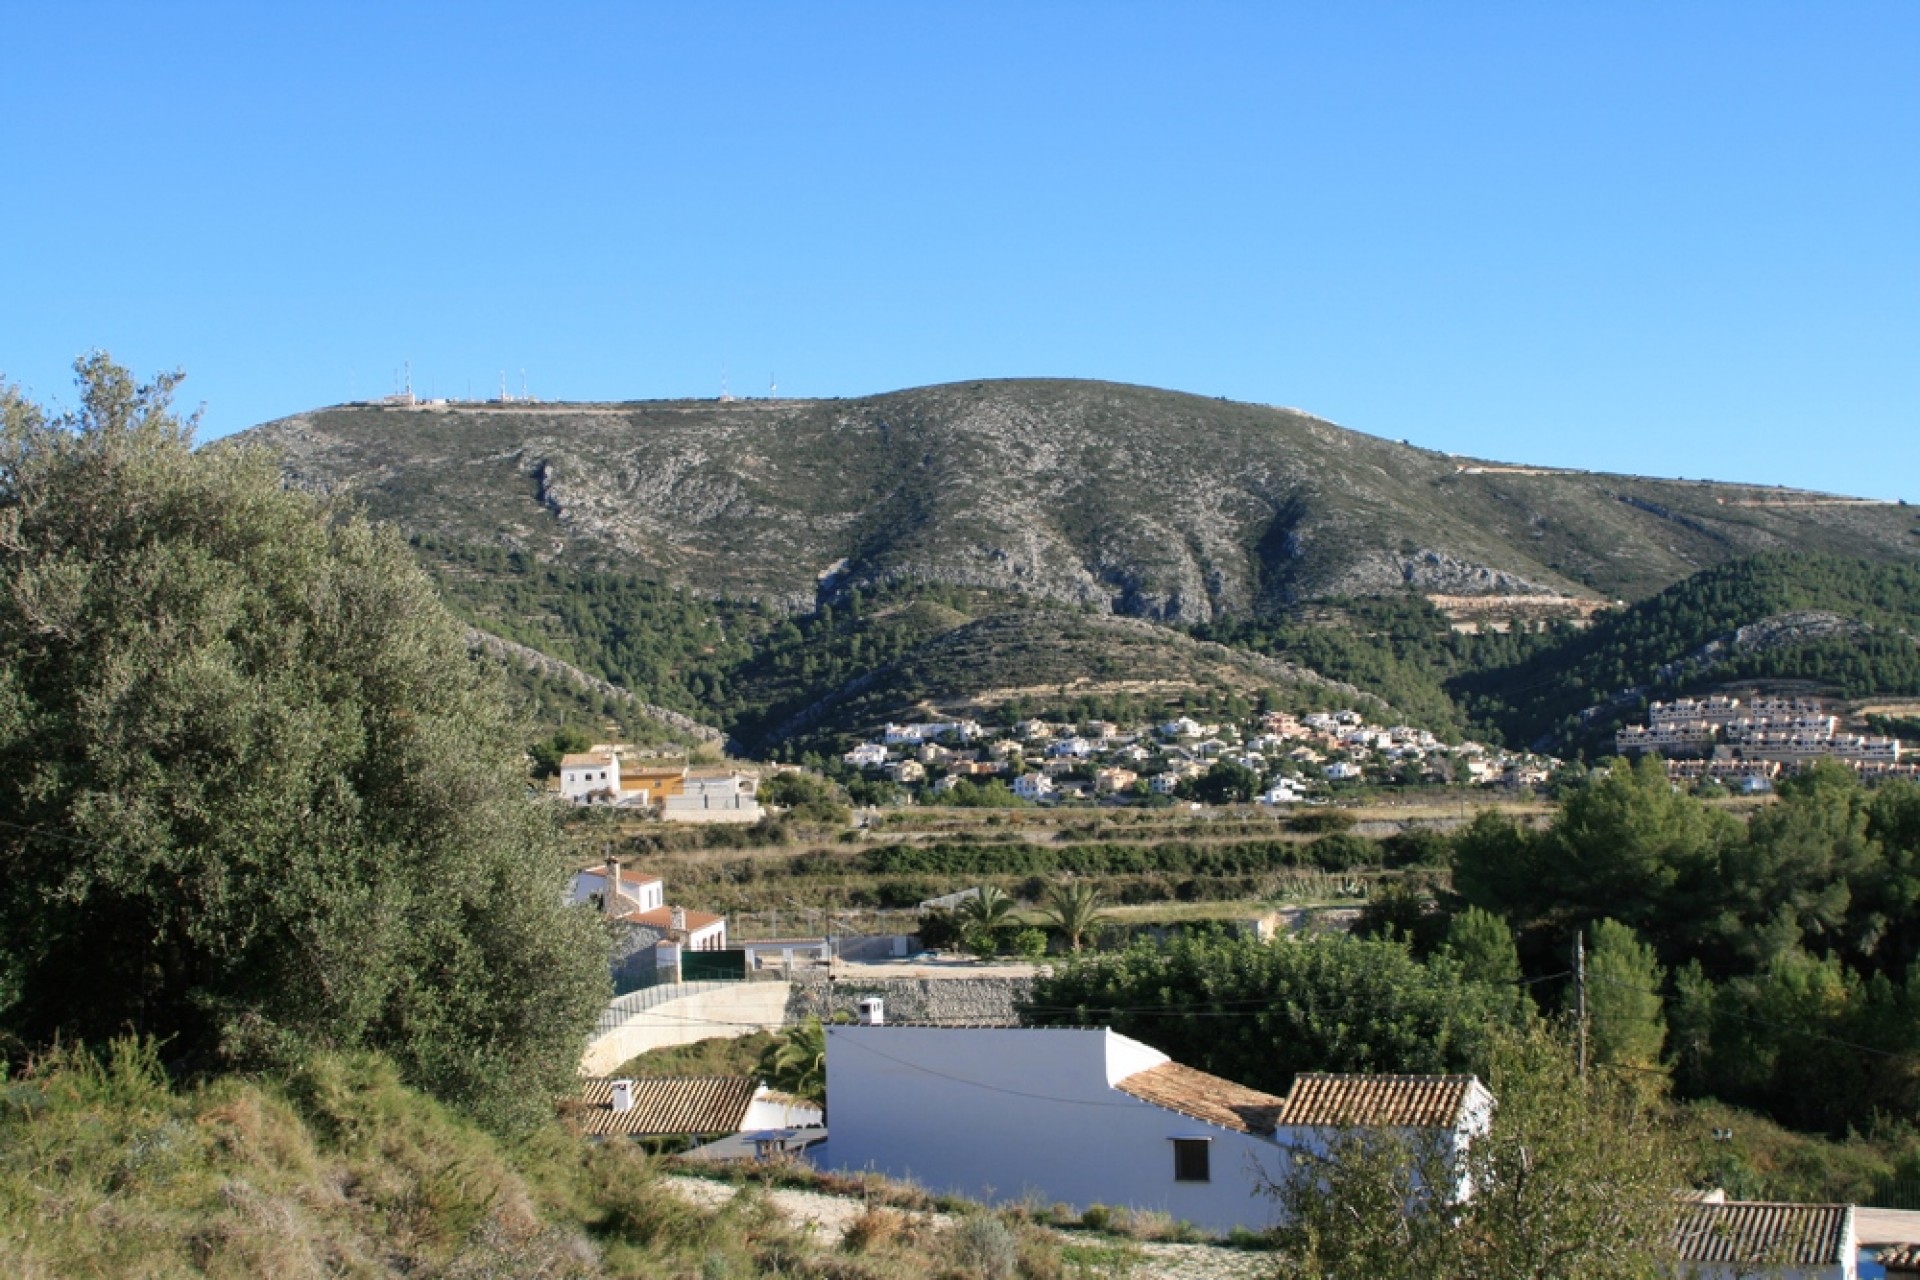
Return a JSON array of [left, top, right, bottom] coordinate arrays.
[[415, 535, 1920, 759], [1452, 553, 1920, 751]]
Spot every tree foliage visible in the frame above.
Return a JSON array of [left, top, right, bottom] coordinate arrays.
[[758, 1016, 827, 1110], [756, 769, 851, 825], [1583, 918, 1667, 1084], [1024, 932, 1516, 1096], [1452, 760, 1920, 1132], [1040, 880, 1110, 952], [955, 884, 1017, 956], [1270, 1025, 1688, 1280], [0, 358, 607, 1132]]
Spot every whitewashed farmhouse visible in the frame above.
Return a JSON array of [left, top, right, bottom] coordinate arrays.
[[821, 1019, 1490, 1236]]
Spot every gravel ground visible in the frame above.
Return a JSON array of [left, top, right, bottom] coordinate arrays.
[[662, 1175, 1275, 1279]]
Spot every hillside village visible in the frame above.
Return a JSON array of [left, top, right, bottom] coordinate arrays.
[[569, 878, 1894, 1277], [1615, 695, 1916, 792], [537, 683, 1920, 1273], [18, 377, 1920, 1278], [835, 705, 1559, 805]]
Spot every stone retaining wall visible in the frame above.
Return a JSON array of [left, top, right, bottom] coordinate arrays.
[[786, 974, 1032, 1026]]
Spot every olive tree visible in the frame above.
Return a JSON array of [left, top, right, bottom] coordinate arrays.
[[1270, 1025, 1688, 1280], [0, 356, 607, 1132]]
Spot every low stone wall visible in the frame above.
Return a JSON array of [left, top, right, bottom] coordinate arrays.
[[787, 974, 1033, 1026]]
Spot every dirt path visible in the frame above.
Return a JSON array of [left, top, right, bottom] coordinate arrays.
[[662, 1175, 1274, 1278]]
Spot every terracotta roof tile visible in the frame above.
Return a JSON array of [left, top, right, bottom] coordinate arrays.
[[573, 1077, 760, 1137], [1113, 1067, 1485, 1134], [1113, 1063, 1285, 1134], [1671, 1201, 1852, 1268], [1272, 1073, 1480, 1128], [618, 906, 724, 932], [1881, 1243, 1920, 1271]]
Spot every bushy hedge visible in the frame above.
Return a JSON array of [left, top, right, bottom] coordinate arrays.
[[862, 835, 1385, 878]]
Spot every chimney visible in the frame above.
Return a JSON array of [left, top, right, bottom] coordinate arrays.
[[603, 856, 621, 917], [857, 997, 885, 1026], [670, 905, 687, 934], [610, 1079, 634, 1113]]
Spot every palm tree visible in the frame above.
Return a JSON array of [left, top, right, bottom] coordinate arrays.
[[1041, 880, 1110, 952], [956, 884, 1016, 957], [759, 1016, 827, 1112]]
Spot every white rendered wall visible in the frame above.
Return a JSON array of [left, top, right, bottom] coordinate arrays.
[[560, 760, 619, 799], [744, 1090, 824, 1130], [823, 1026, 1284, 1236], [568, 870, 664, 911], [579, 983, 791, 1075]]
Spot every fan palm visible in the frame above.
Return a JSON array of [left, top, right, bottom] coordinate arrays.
[[956, 884, 1016, 956], [1042, 881, 1110, 952], [759, 1016, 827, 1111]]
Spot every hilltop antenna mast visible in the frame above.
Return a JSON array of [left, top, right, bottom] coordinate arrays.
[[521, 369, 528, 401], [499, 370, 508, 402], [719, 366, 732, 402], [404, 360, 413, 402]]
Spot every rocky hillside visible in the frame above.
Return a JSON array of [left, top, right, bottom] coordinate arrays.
[[241, 379, 1920, 622]]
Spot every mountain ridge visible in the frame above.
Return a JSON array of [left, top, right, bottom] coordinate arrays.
[[242, 378, 1918, 621]]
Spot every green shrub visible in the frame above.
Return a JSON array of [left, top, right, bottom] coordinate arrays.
[[948, 1216, 1019, 1280], [1289, 809, 1357, 834]]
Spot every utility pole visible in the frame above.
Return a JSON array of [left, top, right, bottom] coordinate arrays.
[[1574, 930, 1589, 1081]]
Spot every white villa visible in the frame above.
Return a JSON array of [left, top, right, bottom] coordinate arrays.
[[559, 751, 623, 803], [821, 1018, 1491, 1237], [1012, 771, 1056, 802], [571, 860, 728, 952]]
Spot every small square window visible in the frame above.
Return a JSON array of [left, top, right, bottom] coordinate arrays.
[[1172, 1138, 1211, 1182]]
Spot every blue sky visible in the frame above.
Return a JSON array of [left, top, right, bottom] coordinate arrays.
[[5, 3, 1916, 497]]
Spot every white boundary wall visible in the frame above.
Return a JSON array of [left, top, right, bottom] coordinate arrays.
[[580, 982, 793, 1075]]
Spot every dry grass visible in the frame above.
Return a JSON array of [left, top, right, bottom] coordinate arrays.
[[0, 1040, 1086, 1280], [842, 1205, 908, 1253]]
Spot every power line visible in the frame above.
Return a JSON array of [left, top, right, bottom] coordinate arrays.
[[823, 1026, 1160, 1110], [602, 964, 1913, 1067], [0, 814, 138, 849]]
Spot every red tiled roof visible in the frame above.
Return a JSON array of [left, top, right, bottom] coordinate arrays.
[[575, 861, 663, 888], [1881, 1243, 1920, 1272], [1671, 1201, 1852, 1268], [1113, 1067, 1482, 1134], [1113, 1062, 1286, 1135], [573, 1077, 760, 1137], [618, 906, 724, 933], [1272, 1074, 1481, 1128]]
